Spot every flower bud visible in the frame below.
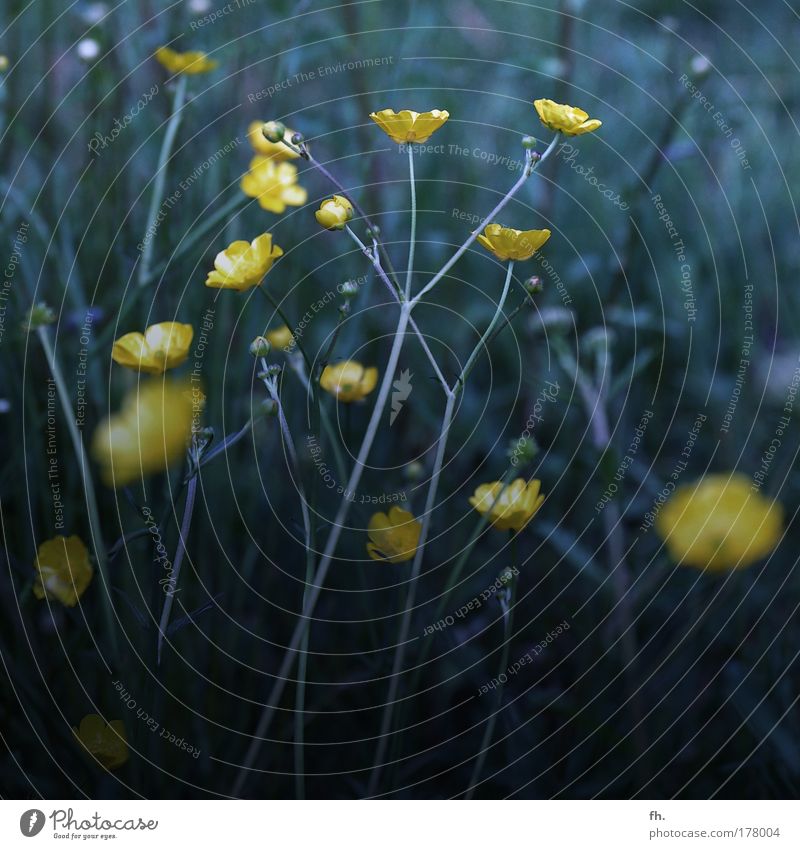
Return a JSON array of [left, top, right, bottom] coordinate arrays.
[[365, 225, 381, 239], [508, 435, 539, 465], [249, 336, 271, 358], [291, 131, 304, 145], [521, 135, 537, 150], [315, 195, 354, 230], [524, 276, 544, 296], [404, 461, 425, 482], [340, 280, 359, 299], [23, 302, 56, 331], [262, 121, 286, 143], [0, 56, 9, 72], [689, 54, 712, 79]]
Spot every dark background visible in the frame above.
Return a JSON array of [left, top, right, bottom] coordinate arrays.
[[1, 0, 799, 799]]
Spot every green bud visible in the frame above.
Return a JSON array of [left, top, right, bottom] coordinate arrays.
[[262, 120, 286, 143], [24, 302, 56, 331], [340, 280, 359, 298], [291, 131, 304, 145], [404, 461, 424, 482], [524, 276, 544, 296], [249, 336, 271, 358], [261, 398, 279, 417], [365, 224, 381, 239], [521, 135, 537, 150]]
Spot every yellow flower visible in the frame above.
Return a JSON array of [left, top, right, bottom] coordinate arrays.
[[367, 507, 422, 563], [73, 715, 129, 770], [91, 379, 193, 487], [369, 108, 449, 144], [205, 233, 283, 291], [240, 156, 307, 213], [154, 46, 217, 75], [111, 322, 193, 375], [655, 473, 783, 571], [247, 121, 299, 160], [266, 325, 295, 350], [469, 478, 545, 532], [533, 98, 601, 136], [477, 223, 551, 261], [33, 535, 93, 607], [320, 360, 378, 402], [315, 195, 354, 230], [0, 56, 8, 72]]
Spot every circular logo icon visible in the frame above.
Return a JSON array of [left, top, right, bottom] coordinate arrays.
[[19, 810, 46, 837]]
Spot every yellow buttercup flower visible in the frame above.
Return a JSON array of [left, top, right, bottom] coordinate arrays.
[[477, 224, 551, 262], [0, 56, 9, 72], [154, 46, 217, 75], [533, 98, 601, 136], [369, 108, 449, 144], [91, 379, 193, 487], [469, 478, 545, 532], [247, 121, 299, 160], [320, 360, 378, 402], [33, 535, 93, 607], [205, 233, 283, 291], [655, 473, 783, 572], [111, 322, 193, 375], [315, 195, 354, 230], [240, 156, 307, 213], [367, 507, 422, 563], [73, 715, 129, 770], [266, 325, 295, 350]]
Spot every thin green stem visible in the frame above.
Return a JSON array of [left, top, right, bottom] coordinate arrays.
[[232, 303, 412, 797], [36, 327, 120, 665], [137, 75, 187, 289], [456, 261, 515, 393], [367, 389, 456, 795], [157, 472, 197, 665], [405, 146, 416, 300], [257, 286, 313, 375], [465, 541, 517, 798]]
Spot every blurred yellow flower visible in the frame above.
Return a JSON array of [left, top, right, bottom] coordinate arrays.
[[73, 715, 129, 770], [154, 46, 217, 75], [240, 156, 307, 213], [320, 360, 378, 402], [91, 380, 193, 487], [205, 233, 283, 291], [111, 322, 193, 375], [247, 121, 299, 160], [33, 535, 93, 607], [534, 99, 601, 136], [369, 108, 449, 143], [266, 325, 295, 350], [315, 195, 354, 230], [656, 473, 783, 571], [477, 224, 551, 261], [470, 478, 545, 532], [0, 56, 8, 72], [367, 507, 422, 563]]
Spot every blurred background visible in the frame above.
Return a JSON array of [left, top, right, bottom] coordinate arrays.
[[1, 0, 799, 799]]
